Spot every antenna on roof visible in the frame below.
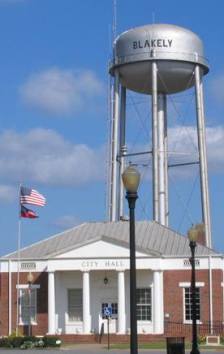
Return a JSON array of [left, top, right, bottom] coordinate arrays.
[[113, 0, 117, 41], [152, 11, 156, 24]]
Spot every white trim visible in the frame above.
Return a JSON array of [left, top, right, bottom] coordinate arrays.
[[16, 284, 40, 289], [1, 254, 223, 273], [206, 336, 220, 346], [182, 288, 185, 323], [222, 260, 224, 324], [8, 259, 12, 335], [184, 320, 202, 324], [19, 320, 37, 326], [179, 282, 205, 288], [66, 319, 83, 324]]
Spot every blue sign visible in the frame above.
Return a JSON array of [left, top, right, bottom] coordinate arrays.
[[104, 306, 112, 317]]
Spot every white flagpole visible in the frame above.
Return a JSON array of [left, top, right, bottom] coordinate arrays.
[[16, 184, 22, 336]]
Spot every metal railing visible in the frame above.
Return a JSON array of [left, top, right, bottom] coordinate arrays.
[[164, 320, 224, 337]]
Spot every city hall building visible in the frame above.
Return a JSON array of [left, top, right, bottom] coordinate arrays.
[[0, 220, 223, 340]]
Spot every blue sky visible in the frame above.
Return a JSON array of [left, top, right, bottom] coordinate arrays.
[[0, 0, 224, 255]]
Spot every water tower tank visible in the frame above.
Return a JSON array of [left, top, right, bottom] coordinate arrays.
[[110, 24, 209, 94]]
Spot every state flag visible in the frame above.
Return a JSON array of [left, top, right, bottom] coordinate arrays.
[[21, 205, 38, 219]]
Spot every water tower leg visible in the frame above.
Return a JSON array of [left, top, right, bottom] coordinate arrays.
[[109, 70, 120, 222], [152, 62, 159, 222], [164, 99, 169, 227], [194, 65, 212, 248], [158, 94, 168, 226], [118, 86, 127, 220]]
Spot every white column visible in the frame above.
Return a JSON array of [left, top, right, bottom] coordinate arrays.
[[48, 271, 56, 334], [117, 271, 126, 333], [83, 271, 91, 333], [208, 256, 213, 334], [153, 270, 164, 334]]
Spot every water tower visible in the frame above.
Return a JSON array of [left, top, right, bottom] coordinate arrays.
[[108, 24, 212, 247]]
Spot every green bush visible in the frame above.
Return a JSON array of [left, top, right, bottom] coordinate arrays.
[[0, 337, 12, 348], [9, 336, 24, 348], [43, 336, 62, 347], [198, 335, 206, 344], [34, 338, 45, 347], [23, 336, 36, 342], [20, 340, 34, 349], [0, 335, 61, 348]]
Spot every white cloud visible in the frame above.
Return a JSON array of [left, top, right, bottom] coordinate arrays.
[[0, 125, 222, 191], [54, 215, 80, 229], [131, 125, 224, 179], [20, 68, 104, 116], [0, 128, 105, 186], [168, 125, 224, 177], [206, 126, 224, 172], [0, 185, 17, 203]]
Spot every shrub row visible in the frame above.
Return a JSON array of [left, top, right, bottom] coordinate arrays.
[[0, 335, 61, 348]]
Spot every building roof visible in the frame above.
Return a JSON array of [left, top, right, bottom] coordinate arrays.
[[3, 220, 217, 260]]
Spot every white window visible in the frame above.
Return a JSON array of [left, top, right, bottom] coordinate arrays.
[[19, 288, 37, 325], [136, 288, 151, 321], [184, 287, 200, 321], [68, 289, 83, 321]]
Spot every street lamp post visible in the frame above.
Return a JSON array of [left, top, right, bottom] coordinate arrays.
[[122, 165, 140, 354], [27, 272, 34, 337], [188, 226, 200, 354]]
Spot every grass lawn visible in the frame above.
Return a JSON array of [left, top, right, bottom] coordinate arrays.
[[109, 342, 224, 350], [109, 342, 166, 349]]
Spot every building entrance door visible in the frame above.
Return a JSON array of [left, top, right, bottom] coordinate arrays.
[[99, 301, 118, 334]]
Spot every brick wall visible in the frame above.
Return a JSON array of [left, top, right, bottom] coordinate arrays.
[[164, 269, 223, 323], [0, 272, 9, 335], [211, 269, 223, 323], [0, 272, 48, 336], [0, 268, 223, 337]]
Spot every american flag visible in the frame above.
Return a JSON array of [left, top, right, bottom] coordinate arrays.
[[20, 186, 46, 207]]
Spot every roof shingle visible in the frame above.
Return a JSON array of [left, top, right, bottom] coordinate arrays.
[[3, 221, 216, 259]]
